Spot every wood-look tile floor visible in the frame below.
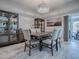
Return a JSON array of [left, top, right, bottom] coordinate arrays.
[[0, 40, 79, 59]]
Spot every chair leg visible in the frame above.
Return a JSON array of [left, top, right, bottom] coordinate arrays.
[[24, 43, 26, 52], [29, 41, 31, 56], [58, 38, 61, 48], [29, 46, 31, 56], [51, 44, 53, 56], [56, 40, 58, 51], [59, 41, 61, 48]]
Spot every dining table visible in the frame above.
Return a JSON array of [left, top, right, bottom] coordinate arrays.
[[31, 32, 51, 51]]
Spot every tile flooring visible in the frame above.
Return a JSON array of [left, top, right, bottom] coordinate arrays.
[[0, 40, 79, 59]]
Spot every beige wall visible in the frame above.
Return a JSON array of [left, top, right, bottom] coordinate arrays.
[[19, 15, 34, 30]]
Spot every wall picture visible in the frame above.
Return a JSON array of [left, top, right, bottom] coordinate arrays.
[[47, 17, 62, 27]]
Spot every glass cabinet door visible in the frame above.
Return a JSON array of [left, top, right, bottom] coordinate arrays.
[[9, 16, 18, 41], [10, 17, 17, 33], [0, 15, 9, 44], [0, 16, 8, 34]]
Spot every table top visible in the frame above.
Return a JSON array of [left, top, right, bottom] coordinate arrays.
[[31, 32, 51, 37]]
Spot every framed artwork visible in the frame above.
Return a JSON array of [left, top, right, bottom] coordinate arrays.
[[47, 17, 62, 27]]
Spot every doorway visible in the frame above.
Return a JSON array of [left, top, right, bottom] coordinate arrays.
[[69, 15, 79, 41]]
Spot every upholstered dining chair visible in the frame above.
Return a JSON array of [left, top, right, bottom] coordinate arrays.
[[42, 29, 60, 56], [22, 29, 39, 56]]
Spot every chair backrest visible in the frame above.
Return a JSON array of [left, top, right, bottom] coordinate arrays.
[[51, 29, 60, 41], [31, 28, 37, 33], [22, 29, 31, 41], [36, 28, 41, 33], [58, 28, 63, 38], [31, 28, 41, 33]]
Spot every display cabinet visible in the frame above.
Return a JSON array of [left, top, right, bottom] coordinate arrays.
[[0, 10, 19, 47], [34, 18, 45, 32]]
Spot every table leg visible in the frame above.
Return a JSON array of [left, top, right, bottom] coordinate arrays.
[[39, 38, 42, 51]]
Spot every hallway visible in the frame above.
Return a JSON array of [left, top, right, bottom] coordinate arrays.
[[0, 40, 79, 59]]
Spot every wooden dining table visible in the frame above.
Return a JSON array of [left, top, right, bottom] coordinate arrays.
[[31, 32, 50, 51]]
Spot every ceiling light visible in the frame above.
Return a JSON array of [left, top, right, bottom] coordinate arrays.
[[37, 0, 49, 13]]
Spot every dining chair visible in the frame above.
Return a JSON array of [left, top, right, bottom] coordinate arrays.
[[22, 29, 39, 56], [42, 29, 60, 56]]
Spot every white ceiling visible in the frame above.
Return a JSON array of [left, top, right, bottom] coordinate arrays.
[[0, 0, 79, 18]]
